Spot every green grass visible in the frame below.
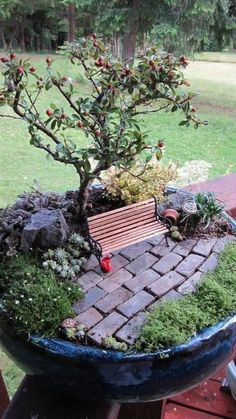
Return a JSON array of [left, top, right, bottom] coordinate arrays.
[[194, 51, 236, 63], [135, 243, 236, 352]]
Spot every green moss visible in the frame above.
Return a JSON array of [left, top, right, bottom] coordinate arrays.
[[135, 243, 236, 352], [0, 253, 83, 337]]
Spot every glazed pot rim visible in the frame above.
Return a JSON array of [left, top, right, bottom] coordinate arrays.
[[22, 313, 236, 362]]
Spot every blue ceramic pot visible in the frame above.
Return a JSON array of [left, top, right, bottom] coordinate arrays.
[[1, 314, 236, 402], [0, 195, 236, 402]]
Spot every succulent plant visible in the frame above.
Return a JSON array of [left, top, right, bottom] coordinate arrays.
[[42, 233, 91, 280], [102, 336, 128, 352]]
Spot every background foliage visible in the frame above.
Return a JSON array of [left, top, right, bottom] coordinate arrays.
[[0, 0, 235, 56]]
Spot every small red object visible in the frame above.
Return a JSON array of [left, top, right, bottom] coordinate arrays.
[[100, 256, 112, 273]]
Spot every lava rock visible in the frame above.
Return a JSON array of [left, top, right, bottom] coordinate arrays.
[[20, 208, 69, 250]]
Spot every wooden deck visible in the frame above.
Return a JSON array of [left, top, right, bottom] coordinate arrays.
[[162, 369, 236, 419]]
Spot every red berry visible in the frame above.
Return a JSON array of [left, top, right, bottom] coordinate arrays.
[[17, 66, 24, 75], [105, 63, 112, 70], [0, 57, 8, 63], [61, 76, 67, 82], [92, 32, 97, 39], [94, 59, 100, 67], [77, 121, 84, 128], [10, 53, 16, 60], [98, 57, 104, 67], [191, 107, 197, 113], [95, 130, 101, 137], [29, 66, 36, 73], [60, 113, 66, 119], [46, 109, 53, 117], [93, 42, 98, 48]]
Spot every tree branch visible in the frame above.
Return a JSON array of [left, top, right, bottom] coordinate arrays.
[[0, 113, 22, 120]]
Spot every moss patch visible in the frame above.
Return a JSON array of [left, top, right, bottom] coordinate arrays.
[[135, 243, 236, 352], [0, 253, 83, 337]]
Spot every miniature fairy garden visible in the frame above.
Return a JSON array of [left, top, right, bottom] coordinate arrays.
[[0, 35, 236, 354]]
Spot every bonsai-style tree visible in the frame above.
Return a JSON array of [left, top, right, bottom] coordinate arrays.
[[0, 35, 205, 237]]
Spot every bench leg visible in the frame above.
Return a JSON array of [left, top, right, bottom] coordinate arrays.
[[164, 233, 169, 247]]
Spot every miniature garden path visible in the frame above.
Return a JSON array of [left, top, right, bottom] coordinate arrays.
[[74, 233, 236, 347]]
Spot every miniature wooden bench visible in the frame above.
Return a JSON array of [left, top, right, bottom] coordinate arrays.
[[88, 198, 169, 255]]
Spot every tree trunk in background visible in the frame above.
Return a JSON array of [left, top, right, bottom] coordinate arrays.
[[112, 32, 123, 59], [122, 29, 137, 65], [68, 3, 76, 42], [122, 0, 137, 65]]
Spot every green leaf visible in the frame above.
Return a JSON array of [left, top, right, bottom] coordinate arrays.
[[51, 120, 57, 130], [178, 120, 188, 126], [83, 159, 91, 172]]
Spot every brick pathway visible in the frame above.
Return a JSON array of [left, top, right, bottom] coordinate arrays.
[[73, 234, 236, 347]]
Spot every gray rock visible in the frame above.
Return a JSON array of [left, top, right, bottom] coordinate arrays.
[[20, 208, 69, 250]]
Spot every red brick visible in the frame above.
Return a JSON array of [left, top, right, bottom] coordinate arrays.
[[73, 286, 107, 314], [95, 287, 132, 314], [76, 271, 102, 292], [117, 291, 154, 318], [95, 255, 129, 277], [175, 254, 204, 278], [192, 238, 217, 257], [88, 312, 127, 345], [125, 269, 160, 293], [147, 271, 185, 298], [173, 239, 197, 257], [199, 253, 218, 273], [99, 268, 132, 293], [82, 254, 99, 271], [75, 307, 103, 329], [115, 312, 146, 345], [177, 271, 203, 295], [150, 238, 176, 257], [125, 253, 158, 275], [119, 241, 152, 261], [152, 252, 182, 275]]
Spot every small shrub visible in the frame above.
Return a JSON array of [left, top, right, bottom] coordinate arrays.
[[135, 243, 236, 351], [0, 253, 83, 337], [104, 162, 177, 205]]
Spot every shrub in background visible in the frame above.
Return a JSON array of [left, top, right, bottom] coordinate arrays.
[[104, 162, 177, 204]]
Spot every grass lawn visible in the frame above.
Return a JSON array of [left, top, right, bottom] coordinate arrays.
[[0, 51, 236, 397]]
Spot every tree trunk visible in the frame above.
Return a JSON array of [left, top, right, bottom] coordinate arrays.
[[112, 32, 123, 59], [0, 27, 7, 50], [68, 3, 76, 43], [122, 29, 137, 65], [121, 0, 138, 65]]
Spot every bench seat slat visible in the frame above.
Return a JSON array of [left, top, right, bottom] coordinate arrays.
[[102, 229, 167, 253], [99, 223, 167, 246], [88, 198, 154, 221]]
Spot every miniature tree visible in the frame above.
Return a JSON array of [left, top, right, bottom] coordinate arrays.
[[0, 35, 205, 237]]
